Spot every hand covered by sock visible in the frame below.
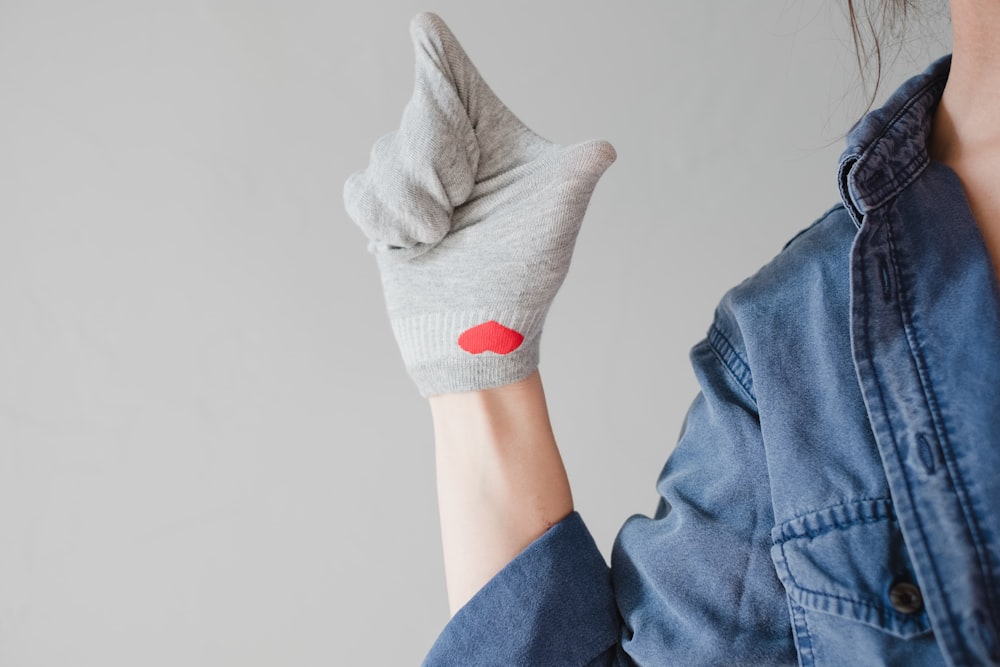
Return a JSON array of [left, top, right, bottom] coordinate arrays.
[[344, 12, 615, 397]]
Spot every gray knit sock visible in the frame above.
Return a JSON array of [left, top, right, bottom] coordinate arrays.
[[344, 12, 615, 396]]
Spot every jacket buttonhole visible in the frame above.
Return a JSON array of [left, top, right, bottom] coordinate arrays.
[[877, 254, 893, 302]]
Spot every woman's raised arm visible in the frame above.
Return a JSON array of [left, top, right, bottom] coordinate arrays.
[[343, 13, 613, 616]]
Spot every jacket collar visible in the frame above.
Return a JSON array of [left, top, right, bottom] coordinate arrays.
[[838, 55, 952, 228]]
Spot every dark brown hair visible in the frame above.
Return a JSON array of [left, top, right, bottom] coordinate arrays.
[[847, 0, 913, 107]]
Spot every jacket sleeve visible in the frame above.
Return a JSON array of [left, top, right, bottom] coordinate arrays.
[[611, 322, 796, 665], [422, 511, 621, 666]]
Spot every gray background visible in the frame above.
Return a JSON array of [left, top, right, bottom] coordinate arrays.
[[0, 1, 951, 665]]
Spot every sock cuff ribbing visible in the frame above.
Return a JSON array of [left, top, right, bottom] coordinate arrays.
[[390, 307, 548, 396]]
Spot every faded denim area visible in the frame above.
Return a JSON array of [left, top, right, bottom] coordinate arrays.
[[425, 56, 1000, 667]]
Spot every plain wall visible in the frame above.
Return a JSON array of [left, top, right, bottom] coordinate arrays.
[[0, 1, 951, 664]]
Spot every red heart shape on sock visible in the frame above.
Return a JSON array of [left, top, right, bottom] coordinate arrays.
[[458, 321, 524, 355]]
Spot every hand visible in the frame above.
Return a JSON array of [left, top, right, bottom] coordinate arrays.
[[344, 12, 615, 396]]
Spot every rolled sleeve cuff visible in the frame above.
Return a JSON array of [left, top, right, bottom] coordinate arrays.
[[423, 512, 620, 666]]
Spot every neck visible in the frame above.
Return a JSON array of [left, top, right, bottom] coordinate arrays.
[[930, 0, 1000, 160], [929, 0, 1000, 283]]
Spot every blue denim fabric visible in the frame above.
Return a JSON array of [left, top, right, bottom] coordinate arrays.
[[424, 513, 619, 666], [424, 55, 1000, 666]]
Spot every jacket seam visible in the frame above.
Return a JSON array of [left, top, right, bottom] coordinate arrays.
[[869, 74, 944, 147], [884, 217, 1000, 624], [707, 324, 756, 403], [772, 497, 895, 544], [857, 152, 929, 214], [776, 496, 894, 527], [772, 510, 896, 546], [856, 217, 963, 655], [848, 73, 946, 216], [780, 204, 846, 251], [788, 601, 816, 667]]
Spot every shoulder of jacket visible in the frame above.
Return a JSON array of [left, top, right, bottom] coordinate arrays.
[[705, 203, 856, 393]]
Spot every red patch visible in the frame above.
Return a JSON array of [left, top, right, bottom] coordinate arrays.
[[458, 321, 524, 355]]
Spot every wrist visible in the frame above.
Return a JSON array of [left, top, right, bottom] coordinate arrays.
[[430, 371, 574, 613]]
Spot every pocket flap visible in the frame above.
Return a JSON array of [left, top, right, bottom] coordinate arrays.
[[770, 498, 932, 640]]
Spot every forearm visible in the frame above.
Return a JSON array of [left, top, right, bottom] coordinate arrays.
[[430, 370, 573, 615]]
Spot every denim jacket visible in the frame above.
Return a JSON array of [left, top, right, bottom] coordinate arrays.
[[424, 56, 1000, 667]]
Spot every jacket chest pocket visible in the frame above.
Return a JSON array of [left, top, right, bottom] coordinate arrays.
[[770, 498, 941, 666]]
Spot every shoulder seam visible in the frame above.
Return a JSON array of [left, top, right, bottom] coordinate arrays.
[[781, 203, 847, 252], [707, 324, 756, 404]]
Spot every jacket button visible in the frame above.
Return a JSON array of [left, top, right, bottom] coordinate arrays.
[[889, 581, 924, 615]]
